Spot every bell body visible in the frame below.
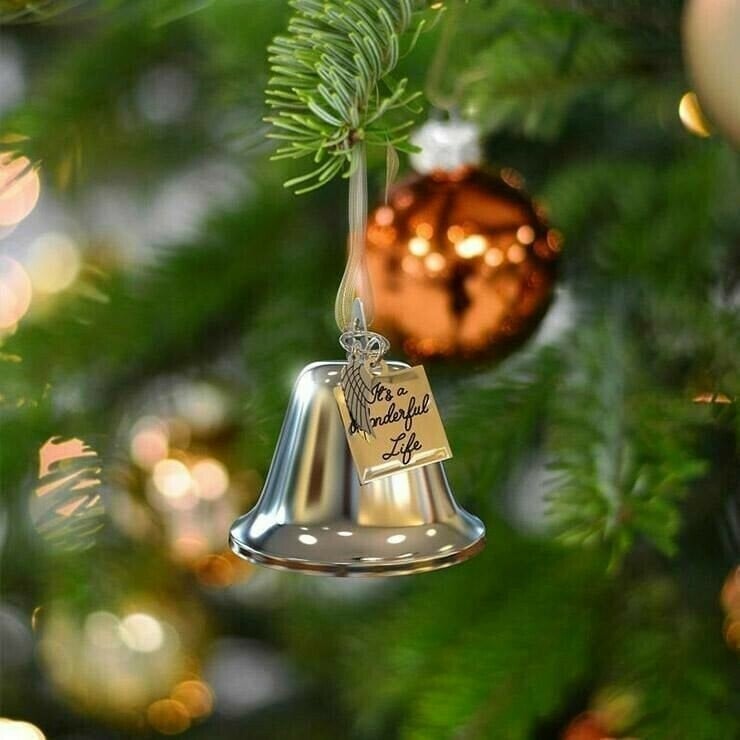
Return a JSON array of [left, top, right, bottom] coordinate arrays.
[[229, 361, 485, 576]]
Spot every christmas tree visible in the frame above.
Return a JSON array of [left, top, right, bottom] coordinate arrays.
[[0, 1, 738, 738]]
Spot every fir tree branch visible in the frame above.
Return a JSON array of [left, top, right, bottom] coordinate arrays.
[[265, 0, 432, 193], [444, 346, 563, 511], [437, 0, 681, 140], [0, 0, 86, 24], [595, 579, 740, 739], [545, 318, 707, 567], [0, 185, 319, 487], [342, 523, 606, 739]]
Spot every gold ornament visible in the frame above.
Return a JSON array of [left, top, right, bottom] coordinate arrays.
[[30, 436, 105, 552], [366, 166, 560, 360], [36, 595, 211, 732], [678, 92, 712, 138], [683, 0, 740, 147]]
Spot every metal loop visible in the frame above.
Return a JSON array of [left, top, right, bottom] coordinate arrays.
[[339, 330, 390, 363], [339, 297, 390, 364]]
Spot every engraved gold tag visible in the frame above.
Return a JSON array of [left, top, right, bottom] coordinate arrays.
[[335, 363, 452, 484]]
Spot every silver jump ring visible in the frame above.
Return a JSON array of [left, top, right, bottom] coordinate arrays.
[[339, 330, 390, 361]]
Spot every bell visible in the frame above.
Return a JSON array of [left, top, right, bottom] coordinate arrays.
[[229, 361, 485, 576]]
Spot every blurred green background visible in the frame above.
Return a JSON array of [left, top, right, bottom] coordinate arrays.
[[0, 1, 738, 739]]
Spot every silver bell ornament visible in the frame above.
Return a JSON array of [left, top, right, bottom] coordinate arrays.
[[229, 361, 484, 576], [231, 112, 485, 576], [230, 300, 485, 576]]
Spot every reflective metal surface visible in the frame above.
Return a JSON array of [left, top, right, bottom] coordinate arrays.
[[229, 362, 485, 576]]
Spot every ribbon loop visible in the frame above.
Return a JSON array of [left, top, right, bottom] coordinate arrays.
[[335, 142, 374, 332]]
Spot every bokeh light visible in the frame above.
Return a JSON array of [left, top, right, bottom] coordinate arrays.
[[146, 699, 191, 735], [455, 233, 487, 259], [170, 680, 213, 719], [130, 416, 170, 469], [408, 235, 430, 256], [153, 459, 193, 500], [135, 65, 195, 126], [172, 381, 229, 435], [205, 638, 294, 717], [0, 38, 25, 114], [191, 458, 229, 500], [0, 4, 735, 739], [119, 613, 165, 653], [84, 611, 121, 650], [0, 154, 40, 227], [115, 380, 255, 582], [0, 255, 32, 330], [517, 224, 535, 244], [0, 719, 45, 740], [25, 232, 81, 294], [39, 602, 193, 722], [693, 391, 732, 404]]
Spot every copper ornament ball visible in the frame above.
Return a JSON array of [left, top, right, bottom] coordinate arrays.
[[562, 712, 610, 740], [366, 166, 561, 360]]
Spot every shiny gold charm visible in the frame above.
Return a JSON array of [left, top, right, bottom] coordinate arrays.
[[335, 362, 452, 484]]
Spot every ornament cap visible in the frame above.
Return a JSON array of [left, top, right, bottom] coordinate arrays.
[[409, 119, 482, 175]]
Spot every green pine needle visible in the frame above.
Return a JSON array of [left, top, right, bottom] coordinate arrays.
[[265, 0, 431, 193]]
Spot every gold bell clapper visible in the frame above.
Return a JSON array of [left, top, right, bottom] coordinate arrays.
[[229, 300, 485, 576]]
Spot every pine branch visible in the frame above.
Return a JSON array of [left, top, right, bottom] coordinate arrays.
[[0, 0, 222, 27], [401, 558, 600, 740], [0, 16, 206, 185], [545, 318, 707, 567], [0, 0, 87, 24], [0, 2, 271, 184], [265, 0, 432, 193], [444, 346, 563, 511], [0, 186, 311, 489], [3, 193, 288, 383], [236, 227, 341, 469], [595, 579, 740, 739], [343, 523, 606, 738], [542, 0, 682, 33], [440, 0, 682, 140], [542, 149, 730, 295]]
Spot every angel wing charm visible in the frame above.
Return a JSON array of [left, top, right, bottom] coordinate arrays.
[[340, 358, 376, 436]]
